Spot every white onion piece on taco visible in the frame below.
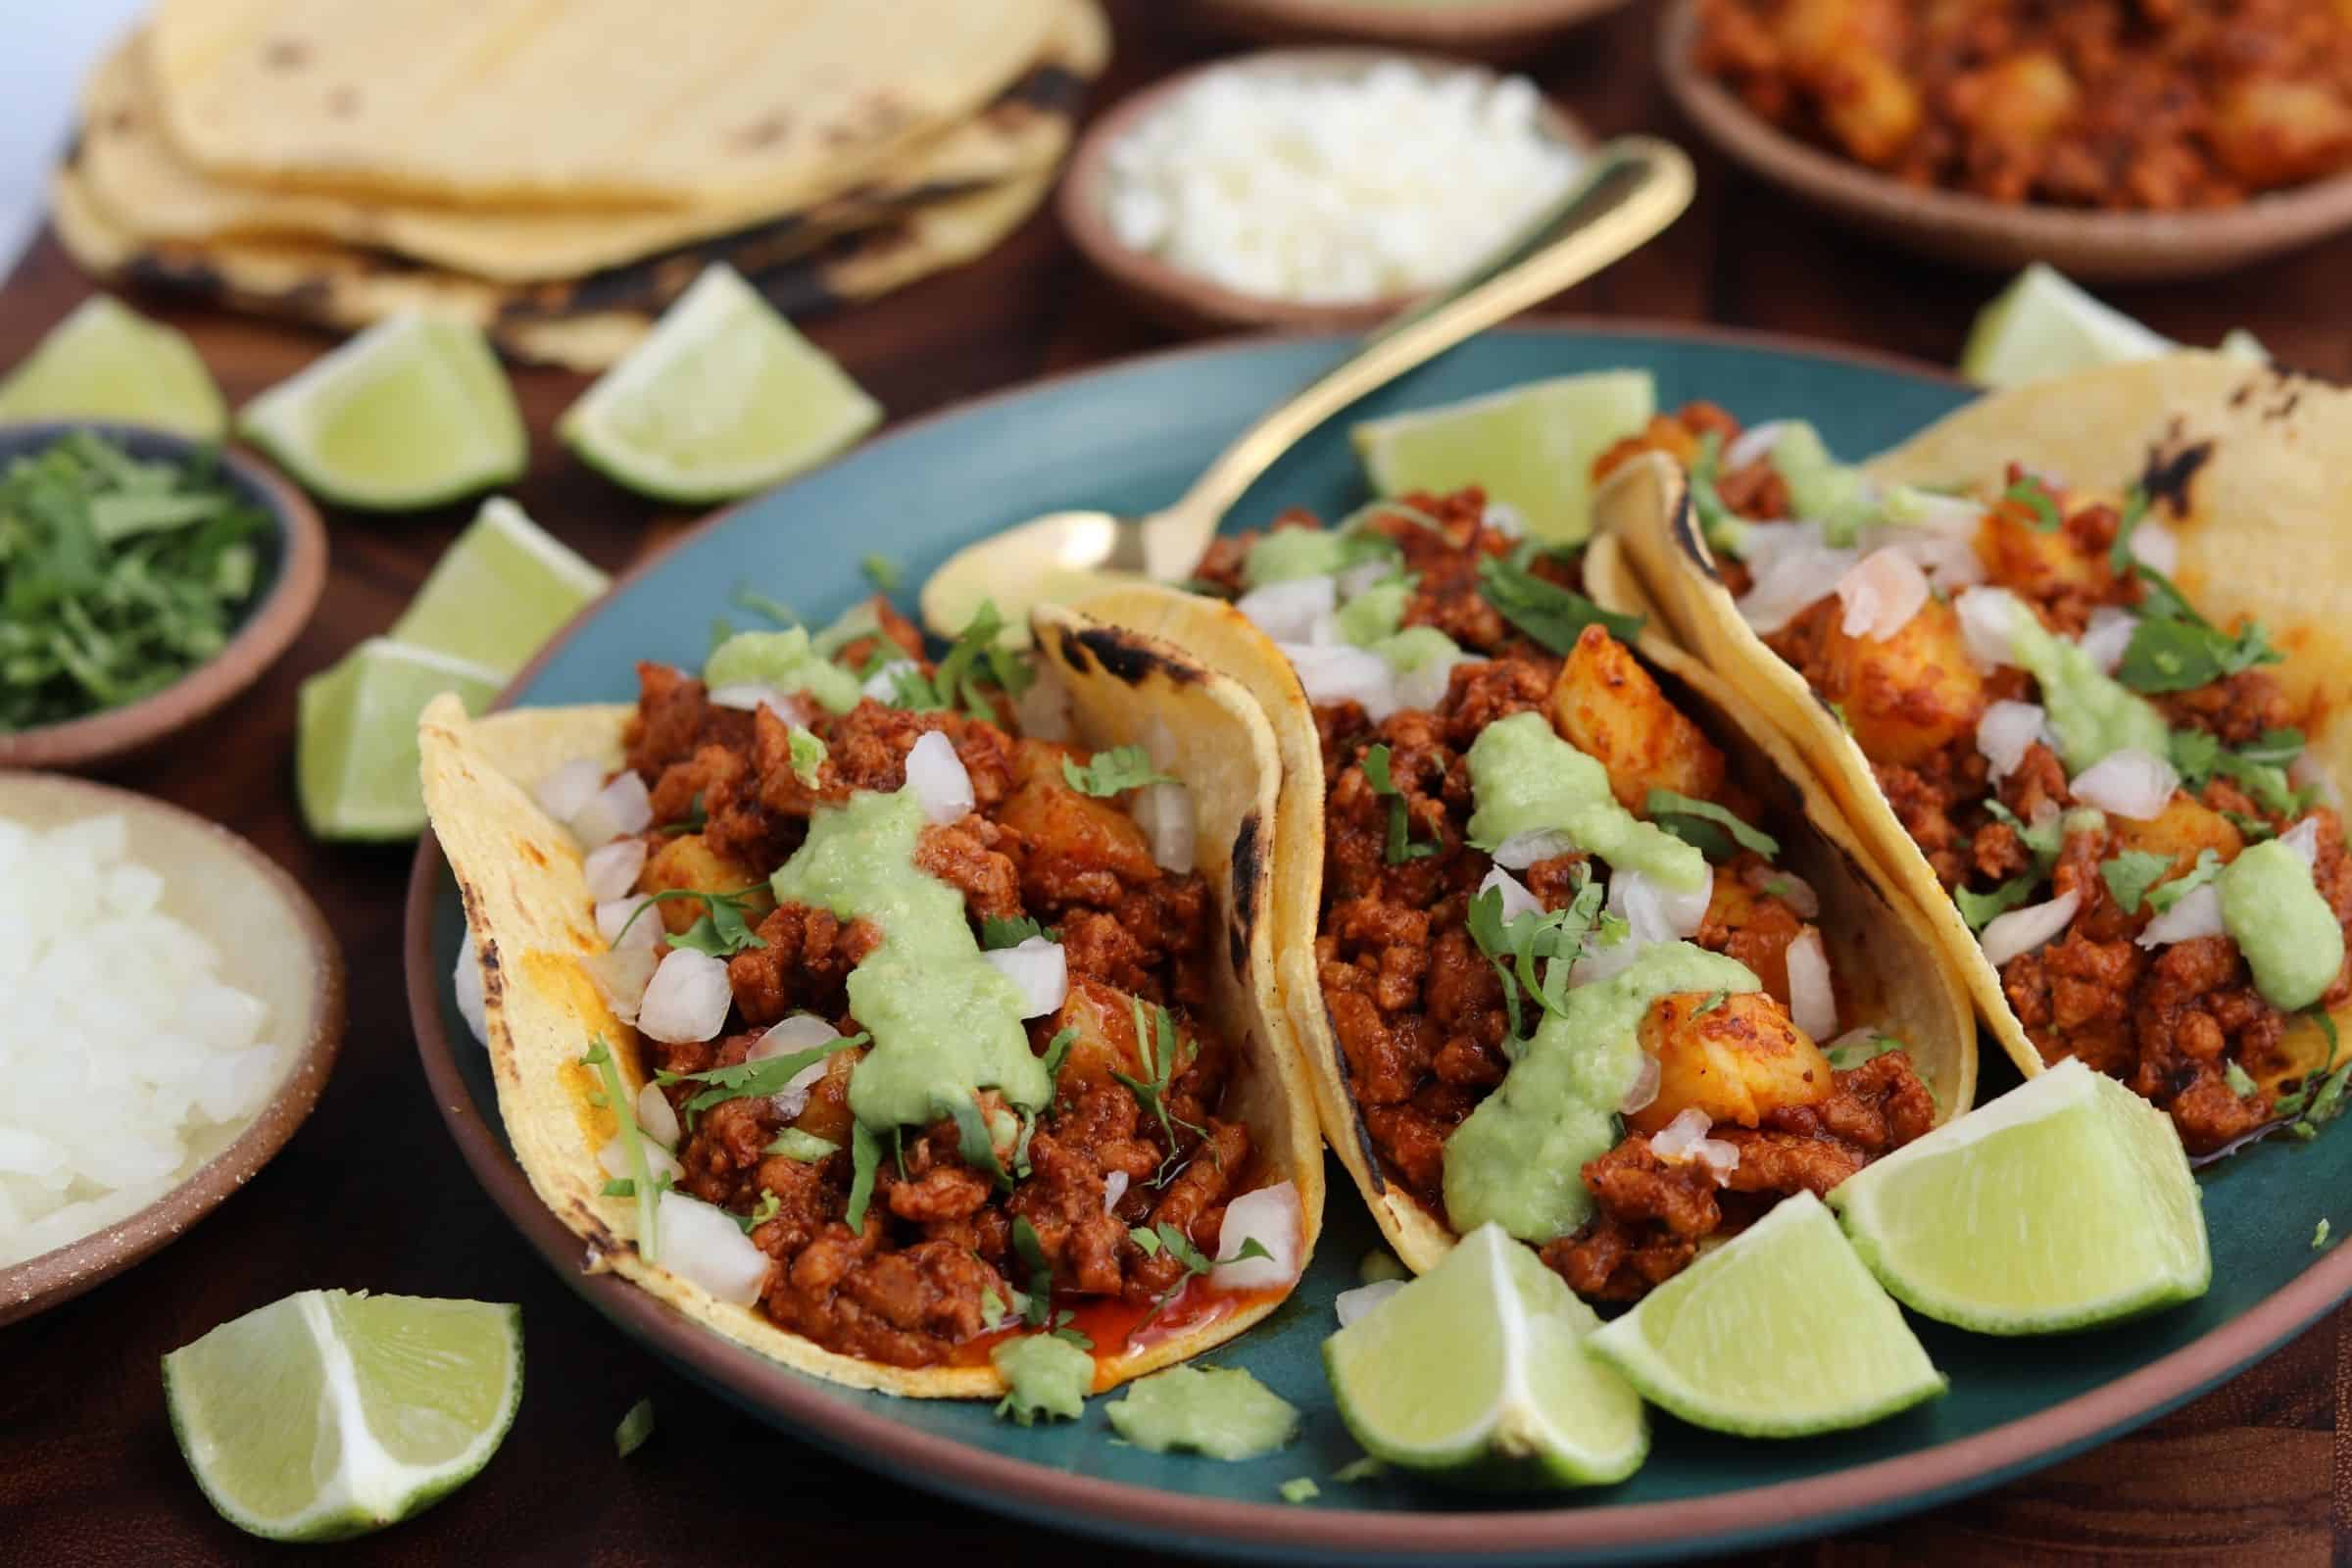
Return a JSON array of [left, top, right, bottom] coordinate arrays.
[[1211, 1180, 1302, 1292], [1615, 864, 1712, 943], [2293, 755, 2343, 810], [905, 731, 972, 824], [1133, 781, 1196, 872], [1736, 523, 1857, 635], [1620, 1050, 1661, 1115], [535, 759, 604, 824], [2138, 883, 2224, 949], [1651, 1108, 1739, 1182], [1724, 418, 1792, 469], [1492, 828, 1578, 869], [2070, 748, 2178, 820], [1337, 560, 1395, 599], [1477, 864, 1542, 922], [1977, 702, 2050, 782], [2079, 607, 2139, 673], [571, 770, 652, 845], [1983, 891, 2082, 966], [862, 660, 917, 702], [2129, 518, 2180, 573], [453, 931, 488, 1048], [635, 1082, 681, 1149], [1013, 665, 1072, 742], [584, 839, 648, 904], [601, 1135, 682, 1186], [1954, 585, 2027, 672], [1787, 926, 1838, 1039], [658, 1190, 769, 1306], [1773, 869, 1821, 918], [751, 1015, 841, 1118], [1836, 548, 1929, 642], [984, 936, 1067, 1018], [1235, 575, 1336, 644], [1281, 642, 1397, 719], [2282, 816, 2325, 868], [585, 945, 659, 1025], [637, 949, 732, 1043], [1335, 1278, 1403, 1327], [1102, 1169, 1128, 1215], [596, 894, 656, 948]]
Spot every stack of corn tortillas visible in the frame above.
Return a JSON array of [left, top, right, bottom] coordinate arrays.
[[56, 0, 1105, 368]]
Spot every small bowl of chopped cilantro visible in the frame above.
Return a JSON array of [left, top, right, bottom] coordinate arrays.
[[0, 422, 325, 768]]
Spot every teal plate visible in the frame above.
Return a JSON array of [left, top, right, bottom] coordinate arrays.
[[406, 323, 2352, 1563]]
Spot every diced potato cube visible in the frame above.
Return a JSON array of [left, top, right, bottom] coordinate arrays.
[[1974, 502, 2116, 611], [1630, 990, 1833, 1134], [999, 743, 1159, 885], [1813, 595, 1986, 767], [2111, 796, 2245, 886], [641, 833, 772, 934], [1550, 624, 1727, 811]]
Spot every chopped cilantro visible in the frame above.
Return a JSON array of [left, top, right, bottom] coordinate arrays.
[[2170, 726, 2308, 814], [2224, 1059, 2258, 1099], [2003, 474, 2062, 532], [1062, 744, 1174, 797], [1363, 743, 1439, 864], [1113, 999, 1203, 1185], [1956, 874, 2038, 933], [1049, 1310, 1093, 1351], [1825, 1031, 1904, 1070], [613, 1397, 656, 1458], [1129, 1225, 1163, 1258], [1645, 788, 1779, 862], [2279, 1011, 2348, 1140], [860, 554, 901, 591], [656, 793, 708, 836], [708, 615, 735, 653], [979, 1287, 1012, 1329], [886, 600, 1030, 716], [1280, 1478, 1320, 1504], [846, 1121, 882, 1234], [1041, 1026, 1079, 1088], [1153, 1221, 1211, 1275], [2222, 810, 2278, 842], [579, 1037, 659, 1261], [1333, 1456, 1388, 1484], [1474, 554, 1642, 653], [654, 1032, 864, 1117], [982, 914, 1059, 949], [786, 726, 826, 788], [1687, 429, 1749, 556], [951, 1096, 1012, 1193], [2318, 1219, 2333, 1250], [733, 1191, 781, 1235], [732, 586, 799, 627], [2147, 848, 2225, 913], [600, 1177, 636, 1198], [2107, 486, 2150, 573], [2099, 849, 2175, 914], [1763, 877, 1793, 901], [1826, 698, 1851, 734], [1010, 1215, 1054, 1327], [1465, 875, 1604, 1041], [763, 1127, 839, 1161], [1692, 990, 1729, 1016], [2119, 565, 2282, 694], [610, 885, 768, 952]]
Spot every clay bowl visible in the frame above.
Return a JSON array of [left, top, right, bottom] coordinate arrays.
[[1185, 0, 1640, 62], [0, 421, 326, 770], [0, 772, 345, 1324], [1657, 0, 2352, 283], [1058, 48, 1594, 335]]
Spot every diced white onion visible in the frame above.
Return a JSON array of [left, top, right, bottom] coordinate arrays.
[[635, 1083, 680, 1150], [1336, 560, 1395, 600], [2292, 755, 2344, 810], [1836, 548, 1931, 642], [984, 936, 1068, 1018], [596, 895, 658, 949], [1982, 890, 2082, 966], [657, 1190, 770, 1304], [636, 949, 734, 1044], [1103, 1169, 1130, 1215], [1870, 527, 1984, 590], [751, 1014, 841, 1118], [862, 660, 917, 703], [1723, 419, 1790, 470], [1477, 865, 1543, 923], [1648, 1106, 1739, 1182], [1394, 652, 1469, 714], [1770, 869, 1820, 918], [2137, 882, 2223, 949], [1280, 642, 1397, 720], [600, 1135, 682, 1186], [535, 759, 606, 825], [2282, 815, 2324, 869], [1211, 1180, 1303, 1293], [1880, 485, 1989, 536], [1335, 1279, 1405, 1327], [570, 770, 652, 846], [1954, 586, 2026, 671], [709, 684, 810, 728], [1786, 925, 1837, 1040], [584, 839, 648, 904], [453, 930, 488, 1048], [1013, 665, 1072, 742], [1492, 828, 1579, 870], [1691, 1137, 1740, 1182], [1612, 864, 1712, 944], [1133, 780, 1197, 872], [2129, 518, 2180, 574], [2069, 748, 2178, 821], [1236, 574, 1338, 644], [1568, 932, 1644, 987], [905, 731, 974, 825], [584, 944, 660, 1025], [1976, 701, 2052, 782], [1620, 1051, 1660, 1114], [2079, 607, 2139, 674], [1735, 521, 1857, 636]]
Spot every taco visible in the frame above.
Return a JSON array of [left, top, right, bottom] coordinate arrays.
[[418, 595, 1323, 1398], [1597, 353, 2352, 1158], [1078, 488, 1974, 1299]]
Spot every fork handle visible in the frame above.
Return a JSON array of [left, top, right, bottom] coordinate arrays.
[[1143, 136, 1696, 581]]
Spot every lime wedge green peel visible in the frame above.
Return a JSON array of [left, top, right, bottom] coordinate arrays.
[[389, 497, 609, 672], [1960, 264, 2269, 388], [1830, 1057, 2209, 1335], [0, 295, 225, 439], [164, 1290, 521, 1543], [1589, 1192, 1944, 1438], [238, 313, 525, 511], [1351, 370, 1655, 546], [298, 638, 501, 841], [559, 262, 880, 506], [1325, 1222, 1646, 1489]]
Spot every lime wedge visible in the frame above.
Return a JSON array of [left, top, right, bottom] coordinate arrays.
[[238, 314, 525, 512], [1351, 370, 1655, 546], [163, 1290, 521, 1543], [0, 295, 226, 439], [297, 638, 502, 841], [1588, 1192, 1944, 1438], [1829, 1058, 2209, 1334], [388, 497, 608, 674], [559, 263, 881, 506], [1959, 264, 2176, 388], [1324, 1222, 1646, 1489]]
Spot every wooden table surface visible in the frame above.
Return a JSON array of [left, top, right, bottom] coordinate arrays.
[[6, 4, 2350, 1564]]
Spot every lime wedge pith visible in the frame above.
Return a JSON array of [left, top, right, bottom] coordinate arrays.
[[0, 295, 226, 439], [1588, 1192, 1944, 1438], [388, 497, 608, 674], [237, 314, 525, 512], [1324, 1222, 1646, 1489], [163, 1290, 521, 1543], [1351, 370, 1655, 546], [1829, 1057, 2210, 1335], [297, 638, 502, 841], [558, 263, 880, 506]]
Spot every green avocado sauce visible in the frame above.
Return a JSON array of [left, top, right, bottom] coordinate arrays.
[[2005, 609, 2170, 772], [769, 788, 1048, 1129], [1335, 578, 1411, 645], [990, 1334, 1093, 1426], [1104, 1366, 1300, 1460], [2220, 838, 2346, 1011], [1243, 529, 1354, 588], [1463, 711, 1706, 891], [1767, 422, 1878, 546], [1443, 942, 1759, 1243], [704, 626, 861, 713]]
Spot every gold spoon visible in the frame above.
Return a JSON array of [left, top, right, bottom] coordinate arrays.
[[919, 136, 1696, 642]]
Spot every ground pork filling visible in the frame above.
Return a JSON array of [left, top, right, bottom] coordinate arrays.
[[607, 611, 1269, 1369], [1208, 490, 1936, 1303], [1600, 404, 2352, 1155]]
